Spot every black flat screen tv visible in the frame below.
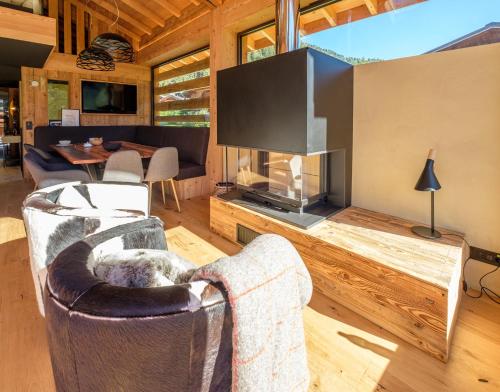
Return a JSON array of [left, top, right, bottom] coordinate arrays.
[[81, 81, 137, 114]]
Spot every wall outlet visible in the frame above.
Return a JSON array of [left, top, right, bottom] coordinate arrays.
[[470, 246, 500, 266]]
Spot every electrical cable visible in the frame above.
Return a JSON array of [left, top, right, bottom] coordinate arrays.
[[442, 233, 499, 304]]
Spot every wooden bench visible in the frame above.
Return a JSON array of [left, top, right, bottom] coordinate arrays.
[[210, 197, 468, 362]]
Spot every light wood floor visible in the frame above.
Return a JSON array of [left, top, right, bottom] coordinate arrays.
[[0, 173, 499, 392]]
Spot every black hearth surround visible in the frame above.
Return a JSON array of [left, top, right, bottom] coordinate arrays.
[[33, 126, 209, 181]]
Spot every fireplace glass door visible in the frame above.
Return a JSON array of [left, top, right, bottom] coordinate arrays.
[[236, 148, 325, 210]]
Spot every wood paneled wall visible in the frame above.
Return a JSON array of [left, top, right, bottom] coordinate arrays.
[[0, 5, 56, 47], [21, 52, 151, 146]]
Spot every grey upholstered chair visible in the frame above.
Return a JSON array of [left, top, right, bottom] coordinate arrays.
[[24, 153, 91, 190], [144, 147, 181, 212], [22, 181, 150, 316], [103, 150, 144, 183]]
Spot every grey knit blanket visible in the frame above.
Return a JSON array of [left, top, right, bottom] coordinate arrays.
[[191, 234, 313, 392]]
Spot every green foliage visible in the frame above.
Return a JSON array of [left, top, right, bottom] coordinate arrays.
[[244, 41, 382, 65], [300, 42, 382, 65], [247, 46, 276, 63], [48, 81, 69, 121]]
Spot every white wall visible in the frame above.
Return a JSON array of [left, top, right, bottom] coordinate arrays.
[[353, 43, 500, 291]]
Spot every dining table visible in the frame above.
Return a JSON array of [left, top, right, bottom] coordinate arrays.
[[50, 141, 157, 180]]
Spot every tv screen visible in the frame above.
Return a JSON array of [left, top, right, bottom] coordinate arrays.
[[81, 81, 137, 114]]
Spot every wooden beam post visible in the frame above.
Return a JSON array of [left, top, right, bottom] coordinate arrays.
[[207, 5, 236, 193], [76, 4, 85, 53], [63, 0, 72, 54], [48, 0, 59, 52]]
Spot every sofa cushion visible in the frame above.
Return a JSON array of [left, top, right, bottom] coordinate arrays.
[[134, 127, 165, 148], [93, 249, 196, 288], [24, 144, 53, 160], [25, 150, 78, 171], [177, 161, 206, 181], [136, 126, 209, 166]]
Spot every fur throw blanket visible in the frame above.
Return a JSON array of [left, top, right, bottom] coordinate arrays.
[[190, 234, 313, 392]]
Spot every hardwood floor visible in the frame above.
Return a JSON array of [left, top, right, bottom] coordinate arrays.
[[0, 175, 498, 391]]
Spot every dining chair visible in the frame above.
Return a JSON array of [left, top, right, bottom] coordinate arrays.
[[144, 147, 181, 212], [103, 150, 144, 183]]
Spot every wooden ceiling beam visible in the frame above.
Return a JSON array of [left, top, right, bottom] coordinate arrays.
[[321, 7, 337, 27], [331, 0, 366, 14], [139, 3, 210, 51], [199, 0, 216, 9], [118, 0, 166, 26], [149, 0, 182, 18], [260, 29, 275, 44], [364, 0, 378, 15], [89, 0, 153, 35], [74, 0, 143, 41]]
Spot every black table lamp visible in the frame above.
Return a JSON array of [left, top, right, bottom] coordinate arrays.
[[412, 149, 442, 239]]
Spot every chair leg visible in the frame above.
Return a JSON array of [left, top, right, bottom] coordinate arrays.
[[169, 178, 181, 212], [161, 180, 166, 206], [148, 181, 153, 213]]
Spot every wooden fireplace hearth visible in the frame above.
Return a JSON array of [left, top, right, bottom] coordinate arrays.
[[210, 196, 468, 362]]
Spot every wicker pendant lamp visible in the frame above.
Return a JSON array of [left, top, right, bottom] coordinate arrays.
[[76, 47, 115, 71], [76, 0, 134, 71], [92, 32, 135, 63]]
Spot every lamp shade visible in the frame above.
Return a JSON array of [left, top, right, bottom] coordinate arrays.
[[415, 149, 441, 191], [92, 33, 135, 63], [76, 47, 115, 71]]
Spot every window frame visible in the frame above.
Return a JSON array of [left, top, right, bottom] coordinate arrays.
[[150, 46, 210, 127], [236, 0, 339, 64]]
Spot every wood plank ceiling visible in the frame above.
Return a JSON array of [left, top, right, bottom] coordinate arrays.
[[52, 0, 424, 61], [75, 0, 221, 49]]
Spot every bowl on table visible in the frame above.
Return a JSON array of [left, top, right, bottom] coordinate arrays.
[[89, 137, 103, 146], [58, 140, 71, 146], [103, 142, 122, 152]]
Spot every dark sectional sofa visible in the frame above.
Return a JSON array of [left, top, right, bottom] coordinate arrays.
[[33, 126, 210, 181]]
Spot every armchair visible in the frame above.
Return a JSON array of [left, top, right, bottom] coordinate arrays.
[[22, 181, 151, 316]]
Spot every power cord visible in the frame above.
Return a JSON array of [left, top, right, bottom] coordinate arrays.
[[442, 233, 499, 304]]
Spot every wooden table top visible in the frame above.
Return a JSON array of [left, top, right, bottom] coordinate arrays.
[[50, 141, 157, 165]]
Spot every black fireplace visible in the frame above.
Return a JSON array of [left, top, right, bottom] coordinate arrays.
[[216, 0, 353, 228]]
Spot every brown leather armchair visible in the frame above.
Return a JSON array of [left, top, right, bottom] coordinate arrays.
[[44, 219, 232, 392]]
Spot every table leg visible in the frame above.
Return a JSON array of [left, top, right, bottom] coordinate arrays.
[[83, 164, 98, 181]]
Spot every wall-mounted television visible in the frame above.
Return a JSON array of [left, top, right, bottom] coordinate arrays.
[[81, 81, 137, 114]]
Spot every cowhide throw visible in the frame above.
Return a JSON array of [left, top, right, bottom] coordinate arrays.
[[94, 249, 196, 288]]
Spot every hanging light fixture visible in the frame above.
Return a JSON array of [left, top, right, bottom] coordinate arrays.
[[76, 0, 134, 70], [77, 47, 115, 71], [92, 32, 135, 63]]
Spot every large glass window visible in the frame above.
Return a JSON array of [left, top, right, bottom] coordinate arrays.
[[239, 0, 500, 65], [153, 48, 210, 127]]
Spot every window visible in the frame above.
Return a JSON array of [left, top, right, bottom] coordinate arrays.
[[239, 23, 276, 64], [48, 80, 69, 121], [239, 0, 500, 65], [153, 48, 210, 127]]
